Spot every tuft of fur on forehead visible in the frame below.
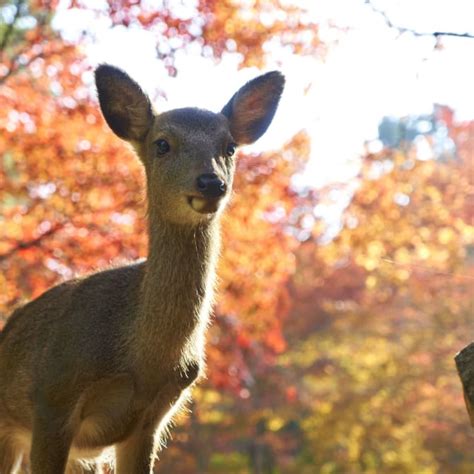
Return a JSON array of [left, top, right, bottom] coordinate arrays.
[[159, 108, 227, 134], [221, 71, 285, 145], [95, 65, 153, 142]]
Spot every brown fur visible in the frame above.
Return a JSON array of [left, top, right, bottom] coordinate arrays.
[[0, 64, 284, 473]]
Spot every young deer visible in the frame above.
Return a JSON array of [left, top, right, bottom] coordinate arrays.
[[0, 65, 284, 473]]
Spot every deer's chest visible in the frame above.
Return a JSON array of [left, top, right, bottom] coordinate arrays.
[[71, 373, 138, 450], [71, 350, 201, 452]]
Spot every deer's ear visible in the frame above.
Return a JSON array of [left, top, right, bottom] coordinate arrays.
[[221, 71, 285, 145], [95, 65, 153, 142]]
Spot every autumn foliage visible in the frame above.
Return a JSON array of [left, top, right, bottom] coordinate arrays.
[[1, 1, 473, 472]]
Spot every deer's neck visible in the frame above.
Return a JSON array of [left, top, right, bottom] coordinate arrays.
[[135, 215, 220, 368]]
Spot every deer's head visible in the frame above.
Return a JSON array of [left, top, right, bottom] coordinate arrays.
[[95, 65, 284, 225]]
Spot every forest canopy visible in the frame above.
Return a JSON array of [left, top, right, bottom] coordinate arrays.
[[0, 1, 473, 472]]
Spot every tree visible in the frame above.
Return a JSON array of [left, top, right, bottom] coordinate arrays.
[[2, 1, 473, 472]]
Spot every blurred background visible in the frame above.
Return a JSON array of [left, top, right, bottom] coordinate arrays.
[[0, 0, 473, 472]]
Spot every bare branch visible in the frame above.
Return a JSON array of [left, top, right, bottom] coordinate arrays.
[[0, 49, 44, 85], [365, 0, 474, 40], [0, 43, 76, 85], [0, 197, 141, 263], [0, 53, 39, 84], [0, 223, 65, 263]]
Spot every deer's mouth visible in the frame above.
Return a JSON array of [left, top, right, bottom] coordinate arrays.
[[187, 195, 221, 214]]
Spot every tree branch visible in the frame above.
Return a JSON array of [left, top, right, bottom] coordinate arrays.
[[0, 49, 44, 85], [0, 197, 141, 263], [0, 0, 25, 55], [0, 2, 70, 85], [0, 223, 65, 263], [0, 42, 77, 85], [365, 0, 474, 40]]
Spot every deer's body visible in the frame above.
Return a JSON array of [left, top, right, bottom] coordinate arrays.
[[0, 66, 284, 473]]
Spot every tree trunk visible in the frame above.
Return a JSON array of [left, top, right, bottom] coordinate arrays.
[[455, 342, 474, 427]]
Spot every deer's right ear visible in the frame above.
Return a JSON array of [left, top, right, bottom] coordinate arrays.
[[221, 71, 285, 145], [95, 65, 153, 142]]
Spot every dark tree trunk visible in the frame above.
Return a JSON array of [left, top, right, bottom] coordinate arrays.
[[455, 342, 474, 427]]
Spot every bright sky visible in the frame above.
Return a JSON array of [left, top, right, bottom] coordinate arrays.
[[55, 0, 474, 188]]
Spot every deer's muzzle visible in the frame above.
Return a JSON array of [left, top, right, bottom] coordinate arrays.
[[196, 173, 227, 199]]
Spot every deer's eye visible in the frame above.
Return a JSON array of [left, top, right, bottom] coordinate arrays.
[[225, 143, 237, 157], [155, 139, 170, 156]]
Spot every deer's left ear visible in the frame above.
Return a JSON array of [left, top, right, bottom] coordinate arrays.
[[221, 71, 285, 145], [95, 64, 153, 142]]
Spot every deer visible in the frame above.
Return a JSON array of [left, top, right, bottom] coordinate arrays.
[[0, 64, 285, 473]]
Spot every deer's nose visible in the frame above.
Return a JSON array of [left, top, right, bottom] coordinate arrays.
[[196, 173, 227, 199]]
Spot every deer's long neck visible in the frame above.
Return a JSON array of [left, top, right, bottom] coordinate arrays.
[[136, 213, 220, 368]]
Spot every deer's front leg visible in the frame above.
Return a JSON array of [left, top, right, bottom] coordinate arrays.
[[115, 390, 182, 474], [115, 362, 200, 474], [115, 418, 156, 474], [30, 407, 73, 474], [0, 434, 23, 474]]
